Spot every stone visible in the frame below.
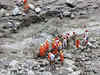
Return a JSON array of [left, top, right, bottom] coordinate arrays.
[[29, 4, 35, 10], [68, 70, 81, 75], [64, 59, 75, 66], [64, 53, 73, 59], [70, 13, 75, 19], [66, 67, 74, 73], [63, 10, 71, 17], [0, 8, 6, 17], [66, 0, 75, 5], [28, 70, 35, 75], [39, 67, 45, 72], [12, 6, 21, 16], [9, 60, 18, 67], [40, 71, 52, 75], [32, 65, 40, 70]]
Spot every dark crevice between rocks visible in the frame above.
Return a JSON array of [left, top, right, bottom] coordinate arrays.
[[11, 51, 17, 54], [65, 3, 75, 8], [0, 51, 4, 54]]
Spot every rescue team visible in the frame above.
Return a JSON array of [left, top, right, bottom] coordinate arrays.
[[39, 30, 89, 66], [15, 0, 89, 70]]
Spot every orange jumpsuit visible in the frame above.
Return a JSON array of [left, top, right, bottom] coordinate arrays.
[[60, 52, 64, 64], [52, 41, 58, 55], [75, 40, 80, 48], [39, 45, 45, 56], [23, 0, 30, 13], [44, 40, 49, 52]]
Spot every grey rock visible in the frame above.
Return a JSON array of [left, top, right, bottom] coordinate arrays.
[[32, 65, 40, 70], [68, 70, 81, 75], [63, 11, 71, 17], [64, 53, 73, 59], [40, 71, 52, 75], [0, 8, 6, 17], [39, 67, 45, 72], [12, 6, 21, 16], [28, 70, 35, 75]]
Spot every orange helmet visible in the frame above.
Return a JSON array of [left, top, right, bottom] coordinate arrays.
[[23, 0, 27, 4]]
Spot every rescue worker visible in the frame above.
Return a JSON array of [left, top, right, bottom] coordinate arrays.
[[55, 36, 59, 42], [82, 30, 89, 47], [39, 44, 45, 57], [44, 40, 49, 52], [51, 39, 58, 57], [23, 0, 30, 14], [58, 34, 63, 44], [48, 51, 56, 71], [71, 32, 77, 45], [75, 36, 80, 49], [66, 33, 71, 49], [60, 51, 64, 65], [44, 40, 49, 56], [62, 37, 67, 49], [58, 40, 62, 52]]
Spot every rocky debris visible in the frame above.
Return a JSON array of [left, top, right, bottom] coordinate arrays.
[[12, 6, 22, 16], [0, 0, 100, 75], [0, 57, 80, 75], [0, 3, 8, 9]]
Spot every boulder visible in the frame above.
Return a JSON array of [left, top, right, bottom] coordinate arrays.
[[0, 8, 6, 17], [12, 6, 21, 16]]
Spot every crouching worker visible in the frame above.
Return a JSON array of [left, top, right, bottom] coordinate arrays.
[[48, 52, 56, 71], [39, 44, 45, 58], [60, 51, 64, 65]]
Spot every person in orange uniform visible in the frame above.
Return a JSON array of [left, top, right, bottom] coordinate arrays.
[[58, 40, 62, 52], [75, 36, 80, 49], [60, 51, 64, 65], [39, 44, 45, 57], [23, 0, 30, 13], [52, 39, 58, 55], [44, 40, 49, 52], [48, 52, 55, 64]]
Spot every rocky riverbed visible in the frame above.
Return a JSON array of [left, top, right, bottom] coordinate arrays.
[[0, 0, 100, 75]]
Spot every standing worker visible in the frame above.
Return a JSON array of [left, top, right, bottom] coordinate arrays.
[[39, 44, 45, 57], [71, 32, 77, 45], [62, 37, 67, 49], [82, 30, 89, 47], [44, 40, 49, 56], [58, 40, 62, 52], [23, 0, 30, 14], [60, 51, 64, 65], [75, 36, 80, 49], [52, 39, 58, 55], [66, 33, 71, 49], [48, 52, 56, 71], [84, 30, 89, 45]]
